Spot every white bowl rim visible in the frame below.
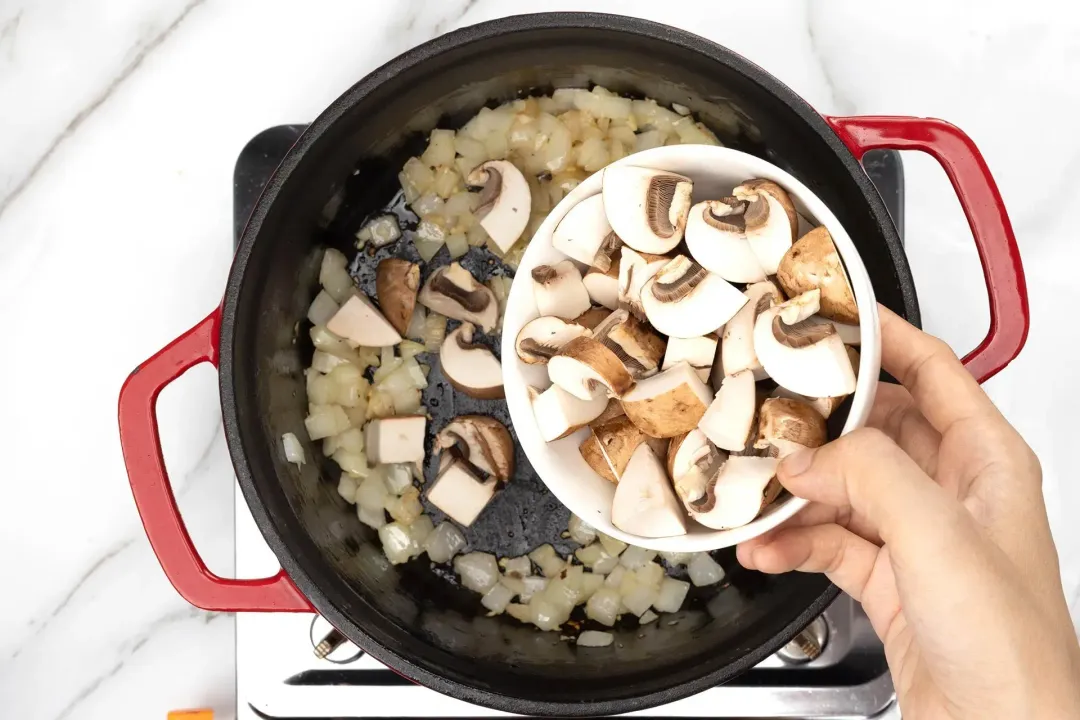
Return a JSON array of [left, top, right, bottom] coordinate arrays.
[[501, 145, 881, 552]]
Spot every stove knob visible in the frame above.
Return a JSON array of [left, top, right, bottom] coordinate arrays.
[[776, 616, 829, 664]]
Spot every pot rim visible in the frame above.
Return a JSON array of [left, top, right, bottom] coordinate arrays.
[[219, 11, 911, 715]]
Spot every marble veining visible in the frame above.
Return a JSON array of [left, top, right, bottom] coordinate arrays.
[[1, 1, 1078, 718]]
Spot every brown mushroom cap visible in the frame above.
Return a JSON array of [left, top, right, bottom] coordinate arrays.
[[776, 226, 859, 325], [436, 415, 515, 484], [578, 415, 649, 484], [375, 258, 420, 336], [754, 398, 827, 458]]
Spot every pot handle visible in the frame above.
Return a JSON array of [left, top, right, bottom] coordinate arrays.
[[118, 309, 313, 612], [825, 115, 1029, 383]]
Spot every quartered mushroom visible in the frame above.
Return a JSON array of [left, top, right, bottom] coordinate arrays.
[[578, 415, 649, 484], [611, 443, 688, 538], [831, 319, 861, 346], [375, 258, 420, 337], [552, 193, 621, 270], [667, 429, 725, 510], [592, 309, 666, 378], [603, 166, 693, 255], [548, 336, 635, 400], [662, 334, 718, 382], [594, 398, 627, 426], [617, 246, 669, 320], [583, 260, 621, 310], [530, 383, 610, 442], [427, 458, 497, 527], [532, 260, 592, 320], [418, 263, 498, 332], [718, 280, 784, 385], [435, 415, 515, 483], [770, 386, 846, 420], [776, 226, 859, 325], [754, 289, 857, 398], [732, 178, 799, 275], [467, 160, 531, 253], [327, 291, 403, 348], [689, 456, 780, 530], [514, 316, 591, 365], [684, 198, 769, 283], [699, 369, 758, 452], [640, 255, 747, 338], [364, 415, 426, 464], [441, 322, 503, 399], [573, 306, 611, 330], [754, 398, 826, 459], [620, 361, 713, 438]]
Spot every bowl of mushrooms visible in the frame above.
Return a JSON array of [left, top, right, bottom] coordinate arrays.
[[502, 144, 880, 551]]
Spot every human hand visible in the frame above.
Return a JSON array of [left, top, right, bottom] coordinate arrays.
[[737, 305, 1080, 719]]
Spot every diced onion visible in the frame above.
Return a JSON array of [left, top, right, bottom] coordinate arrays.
[[405, 305, 427, 341], [506, 603, 531, 623], [407, 514, 434, 551], [386, 487, 423, 525], [331, 449, 368, 477], [304, 404, 350, 440], [282, 432, 305, 466], [529, 597, 569, 632], [307, 372, 335, 405], [311, 349, 349, 374], [528, 544, 567, 578], [577, 630, 614, 648], [381, 464, 414, 495], [454, 552, 500, 594], [603, 565, 626, 588], [687, 553, 725, 587], [500, 555, 532, 578], [567, 514, 598, 545], [499, 576, 526, 596], [398, 339, 425, 359], [432, 167, 462, 199], [654, 577, 691, 613], [634, 562, 664, 589], [425, 522, 466, 563], [598, 533, 628, 557], [356, 475, 390, 512], [357, 505, 386, 530], [307, 290, 340, 326], [619, 546, 657, 570], [621, 581, 658, 617], [446, 232, 468, 259], [481, 582, 515, 614], [318, 249, 355, 303], [519, 576, 548, 603], [379, 522, 414, 564], [337, 474, 358, 503], [421, 129, 457, 168], [659, 551, 693, 566], [360, 215, 401, 247], [423, 312, 447, 352], [310, 325, 354, 359], [581, 572, 603, 600], [639, 609, 659, 625], [585, 588, 620, 627]]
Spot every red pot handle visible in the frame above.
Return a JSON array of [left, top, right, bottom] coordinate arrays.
[[118, 309, 313, 612], [825, 116, 1029, 383]]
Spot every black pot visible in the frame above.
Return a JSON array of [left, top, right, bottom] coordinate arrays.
[[119, 12, 1027, 717]]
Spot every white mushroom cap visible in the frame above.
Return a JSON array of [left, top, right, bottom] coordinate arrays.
[[732, 178, 798, 275], [684, 199, 768, 283], [620, 362, 713, 438], [666, 429, 725, 510], [427, 459, 497, 527], [611, 443, 688, 538], [583, 261, 621, 310], [698, 369, 758, 452], [468, 160, 531, 253], [662, 334, 718, 382], [718, 280, 784, 387], [552, 193, 621, 270], [514, 315, 591, 365], [530, 383, 610, 442], [602, 166, 693, 255], [690, 456, 780, 530], [617, 246, 668, 320], [435, 415, 515, 483], [753, 290, 857, 398], [592, 308, 666, 378], [754, 398, 827, 459], [532, 260, 592, 320], [440, 322, 503, 399], [418, 263, 498, 332], [640, 255, 747, 338], [327, 293, 403, 348], [776, 226, 858, 325], [578, 415, 649, 484], [547, 336, 635, 400], [364, 415, 426, 464]]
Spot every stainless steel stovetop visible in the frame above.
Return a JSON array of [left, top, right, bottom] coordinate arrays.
[[232, 124, 903, 720]]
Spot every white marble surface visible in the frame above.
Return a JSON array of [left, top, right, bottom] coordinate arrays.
[[1, 1, 1079, 718]]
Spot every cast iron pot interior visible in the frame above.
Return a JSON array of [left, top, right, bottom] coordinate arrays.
[[219, 13, 918, 716]]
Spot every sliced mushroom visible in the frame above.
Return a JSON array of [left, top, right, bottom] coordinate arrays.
[[662, 334, 718, 382], [583, 260, 621, 310], [620, 362, 713, 438], [514, 316, 591, 365], [531, 383, 610, 442], [594, 398, 627, 426], [732, 178, 798, 275], [375, 259, 420, 337], [640, 255, 747, 338], [573, 306, 612, 330], [776, 226, 858, 325], [435, 415, 515, 483], [467, 160, 531, 253], [548, 336, 635, 400], [617, 246, 669, 320], [364, 415, 426, 464], [532, 260, 592, 320], [684, 198, 768, 282], [418, 263, 498, 332], [552, 193, 621, 269], [770, 386, 846, 420], [427, 459, 497, 527], [439, 322, 503, 399], [666, 429, 725, 510], [690, 456, 780, 530], [578, 415, 649, 484], [326, 292, 403, 348], [611, 443, 688, 538], [718, 280, 784, 386], [754, 290, 857, 398], [592, 308, 666, 379], [754, 398, 827, 459], [603, 166, 693, 255], [699, 369, 758, 452]]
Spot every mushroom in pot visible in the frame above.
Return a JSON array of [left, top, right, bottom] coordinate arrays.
[[418, 263, 498, 332], [603, 166, 693, 255], [440, 322, 503, 399], [375, 258, 420, 337], [435, 415, 515, 483], [640, 255, 747, 338], [468, 160, 531, 254], [327, 292, 402, 348], [364, 415, 426, 464], [427, 459, 497, 527]]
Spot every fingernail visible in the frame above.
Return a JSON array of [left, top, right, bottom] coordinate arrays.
[[781, 448, 814, 477]]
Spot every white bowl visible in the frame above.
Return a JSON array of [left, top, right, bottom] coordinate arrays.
[[501, 145, 881, 552]]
